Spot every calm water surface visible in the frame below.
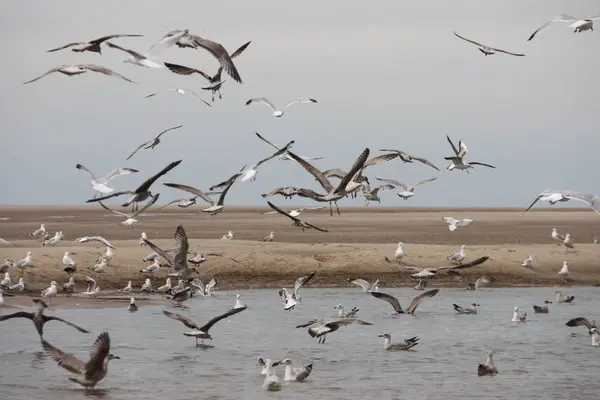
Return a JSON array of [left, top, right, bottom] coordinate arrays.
[[1, 287, 599, 400]]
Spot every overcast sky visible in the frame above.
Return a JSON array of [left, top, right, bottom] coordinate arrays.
[[1, 0, 598, 208]]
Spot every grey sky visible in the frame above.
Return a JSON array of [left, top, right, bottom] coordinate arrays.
[[1, 1, 598, 208]]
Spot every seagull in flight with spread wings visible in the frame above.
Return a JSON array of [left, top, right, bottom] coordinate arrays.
[[246, 97, 318, 118], [163, 306, 247, 345], [255, 132, 323, 161], [47, 34, 143, 54], [525, 189, 600, 214], [453, 31, 525, 56], [371, 289, 439, 315], [528, 14, 600, 41], [76, 164, 138, 196], [126, 125, 184, 161]]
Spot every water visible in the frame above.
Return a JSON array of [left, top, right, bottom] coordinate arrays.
[[1, 287, 599, 400]]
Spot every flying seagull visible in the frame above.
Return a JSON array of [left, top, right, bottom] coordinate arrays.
[[163, 306, 247, 345], [377, 149, 440, 171], [266, 201, 329, 232], [75, 164, 138, 196], [375, 177, 437, 200], [296, 318, 373, 344], [164, 170, 241, 216], [278, 271, 316, 310], [98, 193, 160, 228], [105, 42, 163, 68], [144, 88, 211, 106], [86, 160, 182, 209], [47, 34, 143, 53], [125, 125, 184, 161], [245, 97, 318, 118], [447, 270, 491, 290], [453, 31, 525, 56], [262, 206, 325, 217], [241, 139, 295, 182], [0, 299, 89, 336], [42, 331, 119, 389], [525, 189, 600, 214], [23, 64, 135, 84], [255, 132, 324, 161], [148, 29, 190, 54], [142, 225, 194, 279], [566, 317, 597, 335], [370, 289, 440, 315], [73, 236, 115, 249], [528, 14, 600, 41], [442, 217, 474, 232]]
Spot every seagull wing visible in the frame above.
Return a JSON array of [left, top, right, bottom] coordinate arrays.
[[163, 310, 200, 329], [334, 148, 371, 193], [44, 315, 90, 333], [406, 288, 440, 314], [198, 306, 248, 332], [215, 172, 241, 206], [329, 318, 373, 327], [172, 225, 189, 272], [446, 134, 459, 156], [190, 36, 243, 83], [453, 31, 486, 47], [266, 201, 298, 223], [136, 160, 182, 193], [164, 62, 211, 80], [370, 291, 404, 313], [100, 167, 139, 183], [90, 34, 144, 45], [85, 276, 97, 292], [489, 47, 525, 57], [374, 177, 405, 189], [255, 132, 281, 151], [437, 255, 490, 271], [47, 42, 86, 52], [362, 153, 399, 169], [349, 278, 371, 291], [23, 66, 65, 84], [148, 30, 189, 54], [412, 156, 440, 171], [323, 169, 348, 179], [294, 271, 316, 296], [155, 125, 184, 140], [524, 194, 544, 212], [447, 270, 470, 289], [75, 164, 97, 180], [74, 236, 115, 249], [255, 140, 295, 167], [142, 238, 174, 266], [245, 97, 277, 112], [42, 339, 86, 375], [414, 177, 437, 187], [126, 141, 152, 161], [105, 42, 146, 59], [286, 151, 333, 192], [566, 317, 593, 330], [283, 98, 318, 110], [528, 15, 577, 41], [303, 221, 329, 232], [97, 201, 130, 218], [230, 41, 252, 58], [469, 161, 496, 169], [81, 64, 136, 83], [132, 193, 161, 218]]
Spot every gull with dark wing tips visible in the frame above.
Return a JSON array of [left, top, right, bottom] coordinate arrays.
[[566, 317, 597, 335], [208, 165, 246, 191], [278, 271, 316, 310], [370, 289, 439, 315], [189, 278, 218, 297], [280, 358, 313, 382], [0, 299, 89, 336], [156, 196, 200, 210], [163, 306, 247, 345], [246, 97, 318, 118], [47, 34, 143, 53], [266, 201, 329, 232], [23, 64, 135, 84], [148, 29, 190, 54], [73, 236, 115, 249], [164, 170, 242, 216], [125, 125, 184, 161], [444, 134, 494, 172], [533, 300, 552, 313], [296, 318, 373, 344], [262, 206, 325, 217], [528, 14, 600, 41], [86, 160, 182, 210], [447, 269, 491, 290], [525, 189, 600, 214], [453, 31, 525, 56], [106, 41, 163, 69], [255, 132, 324, 161], [377, 149, 440, 171], [76, 164, 138, 196], [145, 88, 211, 106], [555, 291, 575, 303], [378, 333, 419, 350], [477, 351, 498, 376], [241, 140, 296, 182], [453, 303, 480, 314], [142, 225, 194, 279], [261, 187, 300, 200], [375, 177, 437, 200], [400, 255, 490, 280], [42, 331, 119, 389], [98, 194, 160, 229], [348, 278, 379, 293]]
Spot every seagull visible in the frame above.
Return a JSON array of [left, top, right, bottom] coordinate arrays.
[[445, 135, 495, 171], [139, 258, 160, 274], [148, 29, 191, 54], [234, 294, 245, 309], [286, 148, 371, 216], [189, 278, 218, 297], [563, 234, 575, 254], [98, 193, 160, 229], [157, 278, 172, 294], [82, 276, 100, 297], [447, 270, 491, 290], [278, 271, 316, 310], [9, 278, 25, 292], [97, 246, 114, 266], [0, 238, 14, 247], [164, 177, 240, 217], [125, 126, 184, 161], [245, 97, 318, 117], [62, 252, 77, 274], [511, 307, 527, 322], [453, 303, 480, 314], [188, 251, 230, 266], [164, 41, 251, 101], [41, 281, 59, 305], [260, 232, 275, 242], [140, 232, 148, 247], [261, 187, 301, 200], [141, 278, 154, 293], [280, 359, 313, 382], [370, 289, 439, 315], [522, 255, 533, 268], [375, 177, 437, 200], [14, 252, 33, 275], [42, 331, 120, 389], [447, 245, 467, 264], [555, 291, 575, 303], [552, 228, 566, 244], [86, 160, 182, 210], [0, 259, 13, 274], [442, 217, 474, 232], [262, 206, 325, 217], [43, 231, 64, 247], [590, 328, 600, 347], [30, 224, 47, 238], [347, 278, 379, 293], [241, 140, 295, 182], [63, 277, 76, 296], [23, 64, 135, 84], [119, 281, 133, 293], [144, 88, 211, 106], [142, 225, 195, 279], [528, 14, 600, 41], [378, 333, 420, 350], [167, 286, 193, 306], [333, 305, 359, 318], [255, 132, 324, 161], [453, 31, 525, 56], [73, 236, 116, 249], [156, 196, 201, 210], [296, 318, 373, 344], [106, 42, 163, 68], [533, 300, 552, 313], [558, 261, 570, 284], [477, 351, 498, 376], [76, 163, 138, 197], [47, 34, 143, 53], [221, 231, 234, 240], [566, 317, 597, 335], [0, 299, 89, 336], [128, 297, 138, 313], [359, 184, 385, 206], [525, 190, 600, 214], [0, 272, 11, 289], [399, 256, 490, 280], [262, 359, 283, 392], [266, 201, 329, 232], [163, 306, 247, 345], [377, 149, 440, 171]]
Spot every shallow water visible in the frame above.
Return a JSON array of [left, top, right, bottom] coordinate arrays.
[[1, 287, 599, 400]]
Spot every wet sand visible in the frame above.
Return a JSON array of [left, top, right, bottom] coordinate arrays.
[[1, 205, 599, 298]]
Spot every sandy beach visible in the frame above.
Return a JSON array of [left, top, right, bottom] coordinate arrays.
[[0, 205, 599, 296]]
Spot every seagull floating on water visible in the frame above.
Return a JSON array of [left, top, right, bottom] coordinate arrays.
[[453, 303, 480, 314], [512, 307, 527, 322], [281, 359, 313, 382], [555, 291, 575, 303], [128, 297, 138, 313], [533, 300, 552, 313], [477, 351, 498, 376], [378, 333, 420, 350]]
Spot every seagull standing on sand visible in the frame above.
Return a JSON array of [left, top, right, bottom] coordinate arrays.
[[222, 231, 233, 240], [453, 31, 525, 56], [43, 231, 64, 247], [157, 278, 172, 294], [512, 307, 527, 322], [245, 97, 318, 117], [378, 333, 420, 350], [76, 164, 139, 196], [41, 281, 59, 305], [1, 272, 11, 288], [0, 299, 89, 336], [558, 261, 570, 284], [260, 232, 275, 242], [522, 255, 533, 267], [30, 224, 47, 238], [9, 278, 25, 292], [62, 252, 77, 275], [477, 351, 498, 376], [163, 306, 248, 345], [140, 233, 148, 247], [63, 277, 75, 296], [528, 14, 600, 41], [395, 242, 405, 264], [563, 234, 575, 254], [551, 228, 565, 245], [0, 260, 13, 274], [447, 245, 467, 264], [120, 281, 133, 293]]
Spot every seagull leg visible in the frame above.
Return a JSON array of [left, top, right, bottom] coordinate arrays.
[[335, 202, 340, 215], [218, 89, 222, 100], [329, 202, 333, 216]]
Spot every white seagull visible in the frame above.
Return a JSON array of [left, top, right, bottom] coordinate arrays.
[[528, 14, 600, 41], [525, 189, 600, 214], [106, 42, 163, 68], [558, 261, 570, 284], [73, 236, 116, 249], [522, 255, 533, 267], [551, 228, 565, 244], [241, 140, 295, 182], [41, 281, 59, 305], [245, 97, 318, 117], [23, 64, 135, 84], [75, 164, 138, 196], [30, 224, 47, 238], [375, 177, 437, 200], [442, 217, 474, 232], [348, 278, 379, 293], [98, 194, 160, 229], [511, 307, 527, 322], [281, 359, 313, 382], [453, 31, 525, 56], [296, 318, 373, 344], [447, 245, 467, 264], [278, 271, 316, 310]]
